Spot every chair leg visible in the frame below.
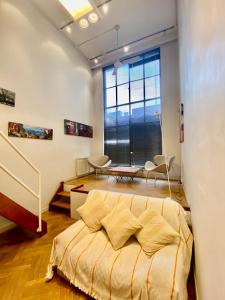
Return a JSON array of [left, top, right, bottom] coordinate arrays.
[[146, 171, 149, 183]]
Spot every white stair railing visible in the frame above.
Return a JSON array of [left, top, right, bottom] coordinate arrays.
[[0, 130, 42, 232]]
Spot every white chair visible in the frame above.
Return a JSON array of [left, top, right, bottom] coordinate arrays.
[[144, 155, 175, 185], [88, 155, 112, 177]]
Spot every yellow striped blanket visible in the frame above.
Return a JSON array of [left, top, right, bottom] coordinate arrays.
[[47, 190, 193, 300]]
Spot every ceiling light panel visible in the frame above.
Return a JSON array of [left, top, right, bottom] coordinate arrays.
[[88, 12, 99, 23], [79, 18, 89, 28], [59, 0, 93, 20]]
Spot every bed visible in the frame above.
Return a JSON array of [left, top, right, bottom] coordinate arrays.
[[46, 190, 193, 300]]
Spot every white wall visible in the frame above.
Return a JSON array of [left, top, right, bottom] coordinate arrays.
[[161, 41, 181, 178], [0, 0, 94, 230], [92, 68, 104, 156], [178, 0, 225, 299], [92, 41, 181, 179]]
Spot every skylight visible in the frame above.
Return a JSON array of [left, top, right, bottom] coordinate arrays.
[[58, 0, 93, 20]]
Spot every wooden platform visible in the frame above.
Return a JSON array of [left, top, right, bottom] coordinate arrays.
[[66, 174, 189, 208]]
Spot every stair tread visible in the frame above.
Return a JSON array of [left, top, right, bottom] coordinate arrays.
[[57, 191, 70, 197], [51, 200, 70, 210]]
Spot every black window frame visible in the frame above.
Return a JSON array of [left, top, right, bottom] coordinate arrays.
[[103, 48, 162, 166]]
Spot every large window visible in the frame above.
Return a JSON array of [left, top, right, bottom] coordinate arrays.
[[104, 49, 162, 166]]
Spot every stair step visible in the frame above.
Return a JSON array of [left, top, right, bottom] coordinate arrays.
[[50, 200, 70, 210], [57, 191, 70, 198]]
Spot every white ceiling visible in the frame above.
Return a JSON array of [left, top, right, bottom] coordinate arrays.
[[32, 0, 177, 62]]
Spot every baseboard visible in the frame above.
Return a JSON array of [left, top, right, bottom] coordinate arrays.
[[65, 171, 94, 182], [42, 206, 49, 213]]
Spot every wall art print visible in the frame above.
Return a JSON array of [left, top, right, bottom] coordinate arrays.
[[64, 119, 93, 138], [0, 87, 15, 107], [8, 122, 53, 140]]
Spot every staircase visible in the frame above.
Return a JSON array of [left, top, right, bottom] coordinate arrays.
[[49, 182, 84, 214], [0, 130, 46, 236], [0, 193, 47, 236]]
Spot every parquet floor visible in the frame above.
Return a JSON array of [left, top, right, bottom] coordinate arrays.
[[0, 212, 89, 300]]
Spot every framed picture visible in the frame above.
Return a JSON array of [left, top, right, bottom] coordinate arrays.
[[64, 119, 93, 138], [180, 103, 184, 117], [0, 87, 15, 107], [8, 122, 53, 140], [77, 122, 93, 138], [64, 119, 78, 136], [180, 123, 184, 143]]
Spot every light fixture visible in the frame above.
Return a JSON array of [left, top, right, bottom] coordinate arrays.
[[102, 4, 109, 15], [123, 46, 129, 53], [65, 26, 71, 33], [94, 58, 98, 64], [88, 12, 99, 24], [58, 0, 93, 21], [79, 18, 89, 29]]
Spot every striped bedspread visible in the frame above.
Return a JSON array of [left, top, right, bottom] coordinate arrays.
[[47, 190, 193, 300]]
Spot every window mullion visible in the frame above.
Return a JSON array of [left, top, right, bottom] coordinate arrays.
[[128, 64, 132, 165]]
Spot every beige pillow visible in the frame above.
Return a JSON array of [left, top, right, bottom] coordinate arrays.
[[77, 197, 110, 232], [101, 202, 142, 250], [135, 208, 180, 256]]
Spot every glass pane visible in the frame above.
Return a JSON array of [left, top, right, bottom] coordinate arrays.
[[105, 127, 116, 145], [130, 64, 143, 81], [104, 127, 117, 164], [145, 59, 160, 77], [117, 83, 129, 105], [117, 126, 130, 165], [105, 107, 116, 126], [130, 123, 146, 165], [145, 99, 161, 123], [145, 75, 160, 99], [117, 64, 129, 85], [130, 102, 144, 124], [106, 87, 116, 107], [145, 122, 162, 160], [130, 80, 144, 102], [105, 68, 116, 88], [117, 105, 129, 125]]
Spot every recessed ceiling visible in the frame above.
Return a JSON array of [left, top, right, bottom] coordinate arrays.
[[32, 0, 177, 61]]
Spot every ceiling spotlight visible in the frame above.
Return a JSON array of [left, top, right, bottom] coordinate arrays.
[[94, 58, 98, 64], [102, 4, 109, 15], [123, 46, 129, 53], [79, 18, 89, 29], [88, 12, 99, 24], [65, 26, 71, 33]]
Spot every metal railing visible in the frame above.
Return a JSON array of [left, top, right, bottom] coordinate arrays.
[[0, 130, 42, 232]]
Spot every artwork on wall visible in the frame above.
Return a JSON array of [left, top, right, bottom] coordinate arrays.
[[8, 122, 53, 140], [64, 119, 93, 138], [0, 87, 15, 107], [64, 119, 78, 136], [180, 103, 184, 143]]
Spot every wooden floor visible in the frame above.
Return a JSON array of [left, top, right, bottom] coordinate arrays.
[[0, 212, 89, 300], [66, 174, 188, 208]]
